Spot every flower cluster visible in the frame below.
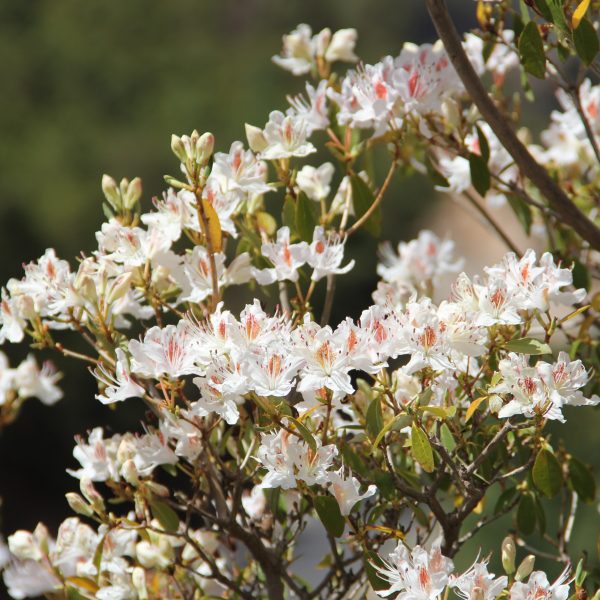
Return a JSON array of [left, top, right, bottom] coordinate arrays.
[[1, 9, 599, 599]]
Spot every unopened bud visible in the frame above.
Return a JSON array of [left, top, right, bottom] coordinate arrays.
[[170, 134, 187, 163], [65, 492, 94, 518], [123, 177, 142, 210], [245, 123, 268, 153], [101, 174, 121, 210], [325, 28, 358, 63], [121, 459, 140, 487], [106, 271, 132, 304], [145, 481, 170, 498], [488, 395, 503, 414], [32, 523, 50, 555], [80, 478, 105, 515], [501, 536, 516, 574], [8, 530, 41, 561], [196, 132, 214, 166], [74, 274, 98, 305], [163, 175, 188, 189], [515, 555, 535, 581], [441, 99, 461, 129], [132, 566, 148, 600], [315, 27, 332, 57]]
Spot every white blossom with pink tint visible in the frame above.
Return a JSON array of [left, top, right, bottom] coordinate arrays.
[[306, 226, 355, 281], [260, 111, 316, 160], [129, 321, 198, 379], [252, 226, 308, 284], [326, 467, 376, 515], [287, 80, 330, 134], [374, 537, 454, 599], [509, 568, 570, 600]]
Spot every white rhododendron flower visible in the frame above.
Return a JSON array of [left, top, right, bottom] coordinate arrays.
[[259, 111, 316, 160], [296, 162, 335, 201], [326, 467, 376, 515], [374, 537, 454, 598]]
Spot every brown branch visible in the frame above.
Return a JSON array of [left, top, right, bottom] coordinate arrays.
[[345, 157, 399, 236], [425, 0, 600, 251]]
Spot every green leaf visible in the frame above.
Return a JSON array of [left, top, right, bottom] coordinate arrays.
[[546, 0, 570, 35], [568, 456, 596, 502], [494, 486, 517, 515], [366, 397, 384, 440], [573, 19, 599, 65], [504, 337, 552, 355], [282, 195, 296, 233], [341, 443, 369, 477], [475, 125, 490, 163], [519, 21, 547, 79], [507, 194, 533, 235], [517, 492, 537, 535], [425, 156, 450, 188], [533, 0, 553, 22], [372, 414, 410, 449], [314, 495, 345, 537], [571, 259, 591, 291], [295, 191, 319, 243], [411, 424, 434, 473], [440, 423, 457, 452], [150, 500, 180, 533], [469, 153, 491, 196], [534, 493, 547, 534], [532, 449, 562, 498], [417, 405, 456, 419], [287, 417, 317, 453], [364, 550, 389, 591], [350, 174, 381, 237]]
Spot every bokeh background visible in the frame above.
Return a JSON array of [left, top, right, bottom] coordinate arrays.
[[0, 0, 598, 596]]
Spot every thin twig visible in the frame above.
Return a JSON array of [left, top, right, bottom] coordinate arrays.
[[425, 0, 600, 250], [462, 190, 521, 254], [345, 158, 399, 236]]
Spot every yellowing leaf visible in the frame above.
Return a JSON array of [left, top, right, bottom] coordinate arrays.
[[465, 396, 487, 422], [573, 0, 592, 29], [365, 525, 406, 538], [560, 304, 590, 323], [199, 199, 222, 252], [66, 577, 99, 593]]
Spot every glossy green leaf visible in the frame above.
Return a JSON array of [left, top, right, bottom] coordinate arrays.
[[573, 19, 599, 65], [517, 492, 537, 535], [314, 495, 345, 537], [282, 195, 296, 233], [411, 424, 434, 473], [475, 125, 490, 163], [533, 449, 562, 498], [440, 423, 457, 452], [366, 397, 384, 440], [469, 153, 491, 196], [150, 500, 180, 533], [295, 191, 318, 242], [519, 21, 546, 78], [288, 417, 317, 453], [494, 486, 517, 515], [568, 456, 596, 502], [504, 337, 552, 355], [507, 194, 533, 235]]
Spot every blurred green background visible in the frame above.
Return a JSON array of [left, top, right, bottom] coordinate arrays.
[[0, 0, 597, 594]]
